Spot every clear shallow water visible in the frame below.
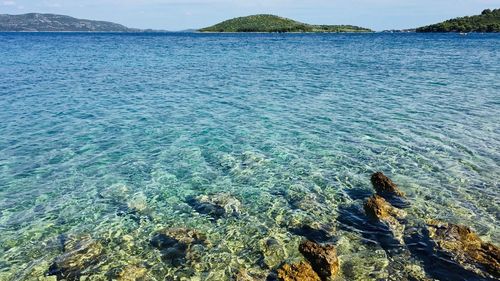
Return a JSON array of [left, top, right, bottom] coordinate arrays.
[[0, 32, 499, 280]]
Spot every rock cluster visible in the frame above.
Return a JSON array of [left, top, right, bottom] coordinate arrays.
[[364, 172, 500, 280], [427, 220, 500, 278], [364, 174, 407, 242]]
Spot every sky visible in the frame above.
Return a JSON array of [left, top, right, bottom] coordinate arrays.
[[1, 0, 500, 31]]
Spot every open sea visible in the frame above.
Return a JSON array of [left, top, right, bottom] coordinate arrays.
[[0, 32, 499, 280]]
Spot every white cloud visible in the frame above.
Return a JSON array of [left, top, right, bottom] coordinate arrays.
[[2, 0, 16, 6]]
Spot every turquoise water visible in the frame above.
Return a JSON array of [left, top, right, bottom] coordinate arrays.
[[0, 33, 499, 280]]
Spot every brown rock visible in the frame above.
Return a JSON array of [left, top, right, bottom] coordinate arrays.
[[364, 195, 406, 242], [364, 195, 405, 221], [371, 172, 405, 197], [298, 240, 339, 280], [427, 220, 500, 278], [277, 262, 321, 281]]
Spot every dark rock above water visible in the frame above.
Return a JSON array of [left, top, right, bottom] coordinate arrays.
[[299, 240, 339, 280], [277, 261, 321, 281], [364, 194, 406, 222], [427, 220, 500, 279], [0, 13, 136, 32], [370, 172, 405, 198], [370, 172, 410, 208]]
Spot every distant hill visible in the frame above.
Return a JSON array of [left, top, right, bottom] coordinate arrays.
[[0, 13, 136, 32], [199, 14, 372, 33], [417, 9, 500, 33]]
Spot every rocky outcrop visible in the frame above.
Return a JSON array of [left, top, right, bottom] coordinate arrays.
[[277, 261, 321, 281], [364, 195, 406, 242], [47, 235, 104, 280], [371, 172, 405, 198], [187, 193, 241, 220], [299, 240, 339, 280], [150, 228, 206, 266], [427, 220, 500, 278]]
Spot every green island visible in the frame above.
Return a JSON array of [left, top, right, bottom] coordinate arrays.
[[199, 14, 372, 33], [417, 9, 500, 33]]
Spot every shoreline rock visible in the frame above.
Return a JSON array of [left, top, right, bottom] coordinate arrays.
[[277, 261, 321, 281], [371, 172, 405, 198], [364, 195, 406, 242], [427, 220, 500, 278], [299, 240, 339, 280]]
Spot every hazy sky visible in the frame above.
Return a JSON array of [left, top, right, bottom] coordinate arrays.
[[1, 0, 500, 30]]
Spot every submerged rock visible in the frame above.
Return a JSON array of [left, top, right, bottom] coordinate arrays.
[[371, 172, 405, 198], [47, 235, 104, 280], [259, 237, 287, 268], [127, 192, 148, 213], [150, 228, 206, 266], [235, 268, 268, 281], [108, 264, 147, 281], [277, 261, 321, 281], [187, 193, 241, 220], [289, 224, 335, 243], [299, 240, 339, 280], [427, 220, 500, 278]]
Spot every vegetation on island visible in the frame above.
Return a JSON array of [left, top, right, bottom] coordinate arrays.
[[199, 14, 372, 33], [417, 9, 500, 33]]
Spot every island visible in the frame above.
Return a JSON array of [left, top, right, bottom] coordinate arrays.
[[416, 9, 500, 33], [199, 14, 372, 33], [0, 13, 137, 32]]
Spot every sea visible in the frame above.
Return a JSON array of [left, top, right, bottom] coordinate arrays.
[[0, 32, 499, 280]]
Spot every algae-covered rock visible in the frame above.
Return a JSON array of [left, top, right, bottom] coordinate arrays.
[[298, 240, 339, 280], [108, 264, 147, 281], [150, 228, 206, 266], [371, 172, 405, 198], [127, 192, 148, 213], [235, 268, 268, 281], [187, 193, 241, 220], [427, 220, 500, 278], [47, 235, 104, 280], [277, 261, 321, 281]]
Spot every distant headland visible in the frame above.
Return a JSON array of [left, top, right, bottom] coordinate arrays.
[[198, 14, 372, 33], [0, 13, 145, 32], [416, 9, 500, 33]]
